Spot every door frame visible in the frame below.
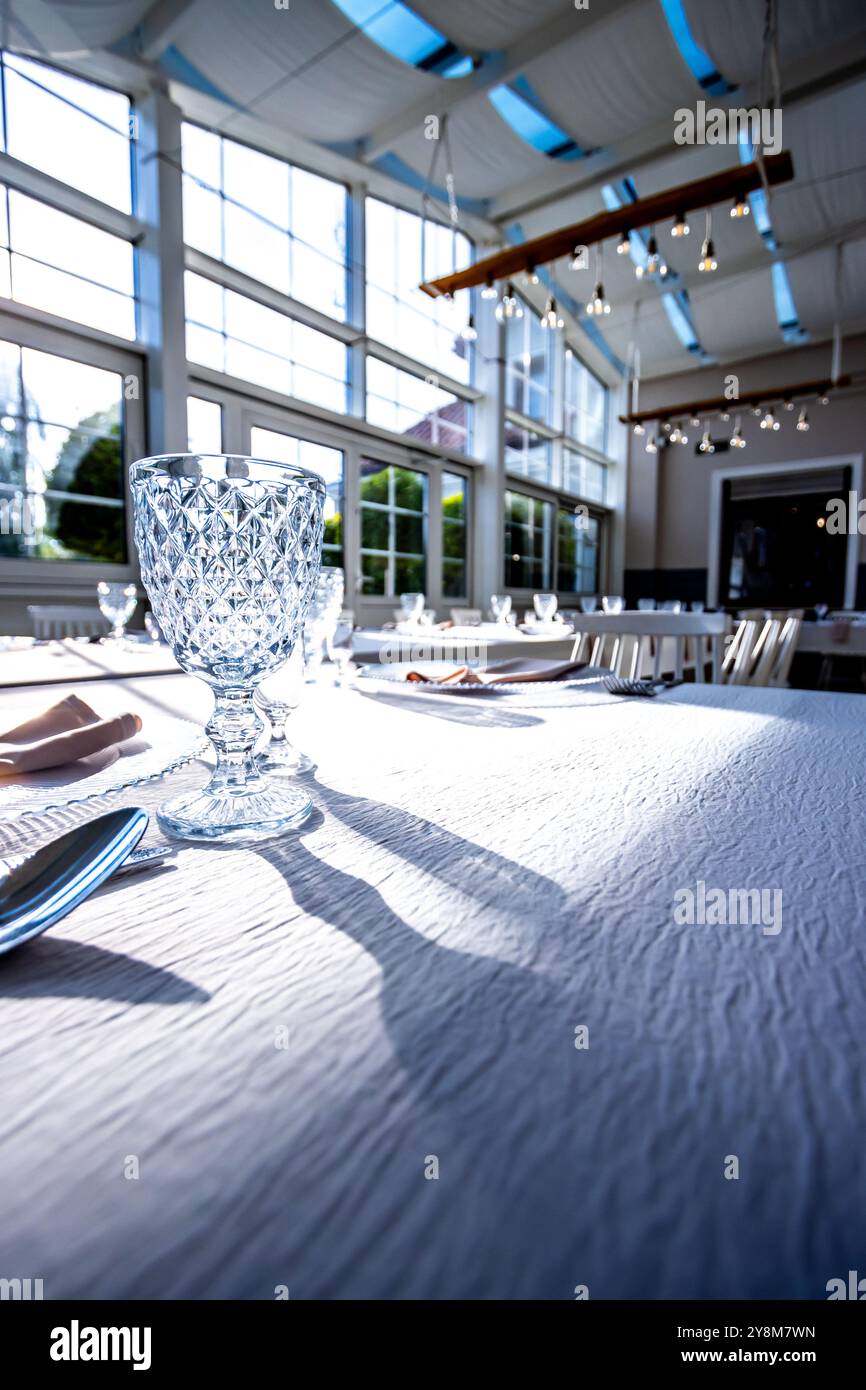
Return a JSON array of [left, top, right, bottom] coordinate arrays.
[[707, 454, 864, 609]]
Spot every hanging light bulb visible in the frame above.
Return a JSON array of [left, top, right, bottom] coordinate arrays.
[[540, 296, 563, 330], [585, 244, 610, 315], [669, 424, 682, 443], [661, 421, 672, 435], [689, 414, 701, 427], [616, 231, 631, 256], [632, 421, 645, 436], [698, 422, 715, 454], [480, 276, 497, 300], [636, 231, 666, 280], [796, 407, 810, 431], [818, 392, 830, 405], [645, 434, 658, 454], [524, 262, 539, 286], [760, 407, 779, 431], [679, 429, 689, 445], [730, 195, 750, 219], [698, 210, 717, 272], [586, 283, 610, 315], [750, 404, 763, 417], [720, 409, 730, 421], [460, 314, 478, 342], [783, 398, 795, 411], [671, 211, 690, 238], [730, 415, 746, 448], [495, 283, 523, 323]]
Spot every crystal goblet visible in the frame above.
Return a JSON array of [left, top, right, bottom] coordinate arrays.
[[533, 592, 558, 624], [97, 581, 137, 644], [490, 593, 512, 624], [130, 454, 324, 842]]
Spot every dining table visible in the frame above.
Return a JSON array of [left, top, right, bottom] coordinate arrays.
[[0, 664, 864, 1299], [351, 621, 577, 665]]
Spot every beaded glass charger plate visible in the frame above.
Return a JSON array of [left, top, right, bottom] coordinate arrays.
[[0, 709, 206, 839], [356, 661, 611, 697]]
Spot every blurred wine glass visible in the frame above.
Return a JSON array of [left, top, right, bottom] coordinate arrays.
[[97, 581, 137, 644]]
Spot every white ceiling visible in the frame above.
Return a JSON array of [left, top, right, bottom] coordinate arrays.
[[8, 0, 866, 379]]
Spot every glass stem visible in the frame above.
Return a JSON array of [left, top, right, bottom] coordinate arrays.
[[206, 690, 264, 794]]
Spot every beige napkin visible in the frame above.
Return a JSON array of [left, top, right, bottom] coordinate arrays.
[[0, 694, 141, 775], [406, 658, 588, 686]]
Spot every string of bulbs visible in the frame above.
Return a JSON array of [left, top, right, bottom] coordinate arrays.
[[635, 391, 828, 457]]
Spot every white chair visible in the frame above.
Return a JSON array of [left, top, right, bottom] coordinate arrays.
[[27, 605, 108, 639], [450, 607, 482, 625], [721, 611, 802, 687], [568, 611, 730, 683]]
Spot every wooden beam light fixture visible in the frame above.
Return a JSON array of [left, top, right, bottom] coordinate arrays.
[[618, 374, 852, 427], [419, 152, 794, 299]]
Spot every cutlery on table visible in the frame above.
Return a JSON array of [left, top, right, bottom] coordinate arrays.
[[0, 807, 148, 956], [603, 675, 683, 697]]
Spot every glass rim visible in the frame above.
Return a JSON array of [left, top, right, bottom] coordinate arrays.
[[129, 453, 326, 493]]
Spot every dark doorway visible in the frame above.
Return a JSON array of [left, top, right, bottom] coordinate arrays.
[[719, 466, 851, 609]]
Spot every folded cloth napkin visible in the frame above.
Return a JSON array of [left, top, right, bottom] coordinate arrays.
[[406, 658, 588, 686], [0, 694, 141, 775]]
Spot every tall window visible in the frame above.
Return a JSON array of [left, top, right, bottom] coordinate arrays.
[[505, 305, 552, 425], [0, 54, 133, 212], [250, 426, 344, 568], [442, 471, 468, 599], [0, 339, 126, 564], [563, 448, 607, 504], [366, 358, 469, 453], [504, 489, 553, 590], [505, 420, 550, 483], [187, 396, 222, 454], [557, 507, 600, 594], [360, 459, 427, 595], [365, 196, 472, 385], [0, 55, 136, 339], [564, 348, 606, 455], [181, 123, 348, 322], [185, 271, 348, 412]]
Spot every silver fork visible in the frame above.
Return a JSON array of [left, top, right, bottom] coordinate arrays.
[[603, 675, 680, 697]]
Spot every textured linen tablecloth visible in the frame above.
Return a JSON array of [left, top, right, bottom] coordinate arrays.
[[0, 638, 179, 687], [0, 673, 864, 1300]]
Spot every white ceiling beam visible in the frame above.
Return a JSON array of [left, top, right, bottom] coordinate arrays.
[[135, 0, 203, 62], [491, 32, 866, 223], [360, 0, 640, 165]]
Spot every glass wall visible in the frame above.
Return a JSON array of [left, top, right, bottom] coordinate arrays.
[[0, 340, 126, 563], [360, 459, 428, 596], [442, 471, 468, 599], [250, 426, 344, 568], [182, 123, 348, 322], [504, 489, 553, 590], [557, 506, 600, 594]]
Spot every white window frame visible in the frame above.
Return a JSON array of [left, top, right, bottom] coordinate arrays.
[[0, 306, 146, 595]]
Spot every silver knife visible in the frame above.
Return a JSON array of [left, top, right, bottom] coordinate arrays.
[[0, 807, 148, 956]]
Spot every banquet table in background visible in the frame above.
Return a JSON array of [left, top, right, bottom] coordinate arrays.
[[351, 622, 576, 664], [0, 637, 178, 687], [1, 670, 864, 1299]]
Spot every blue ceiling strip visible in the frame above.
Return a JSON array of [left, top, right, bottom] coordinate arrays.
[[330, 0, 474, 77], [738, 135, 808, 344], [659, 0, 735, 95], [488, 84, 583, 161]]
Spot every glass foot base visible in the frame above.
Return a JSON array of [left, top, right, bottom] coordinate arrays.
[[157, 778, 312, 843], [256, 744, 314, 776]]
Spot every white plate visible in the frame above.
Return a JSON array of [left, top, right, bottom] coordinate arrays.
[[356, 661, 610, 697]]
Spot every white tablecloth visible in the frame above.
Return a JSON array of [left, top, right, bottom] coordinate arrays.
[[0, 672, 864, 1299], [352, 622, 576, 664]]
